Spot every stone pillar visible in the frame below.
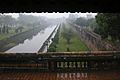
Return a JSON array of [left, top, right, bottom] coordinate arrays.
[[57, 62, 60, 68], [60, 62, 63, 68], [85, 61, 88, 68], [82, 62, 84, 69], [65, 62, 68, 68]]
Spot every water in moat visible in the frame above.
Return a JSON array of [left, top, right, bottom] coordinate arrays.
[[5, 25, 57, 53]]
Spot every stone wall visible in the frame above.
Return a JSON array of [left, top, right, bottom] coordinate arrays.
[[72, 23, 117, 51]]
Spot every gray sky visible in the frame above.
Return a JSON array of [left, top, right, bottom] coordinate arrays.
[[3, 13, 97, 19]]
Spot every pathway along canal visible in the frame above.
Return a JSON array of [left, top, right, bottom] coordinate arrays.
[[5, 25, 58, 53]]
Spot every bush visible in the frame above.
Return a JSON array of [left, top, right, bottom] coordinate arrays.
[[47, 47, 56, 52]]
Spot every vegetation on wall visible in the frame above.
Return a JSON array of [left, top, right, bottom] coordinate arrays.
[[48, 23, 89, 52], [95, 13, 120, 42]]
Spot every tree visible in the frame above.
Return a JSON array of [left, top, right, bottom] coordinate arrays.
[[47, 47, 56, 52], [15, 26, 24, 33], [74, 17, 95, 27], [67, 47, 70, 51], [62, 28, 72, 44], [6, 26, 9, 33], [95, 13, 120, 41], [2, 25, 6, 33], [19, 26, 24, 32], [47, 43, 57, 52], [0, 27, 1, 34], [74, 17, 87, 27], [89, 19, 98, 31], [0, 15, 16, 26]]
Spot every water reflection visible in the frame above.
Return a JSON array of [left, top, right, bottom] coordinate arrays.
[[28, 35, 34, 40], [5, 25, 57, 53]]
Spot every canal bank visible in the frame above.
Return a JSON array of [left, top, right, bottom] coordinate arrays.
[[0, 27, 42, 52], [47, 22, 89, 52], [38, 24, 60, 52], [5, 25, 58, 53]]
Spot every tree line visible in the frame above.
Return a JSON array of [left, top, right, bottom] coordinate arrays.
[[95, 13, 120, 42], [74, 17, 95, 27], [0, 25, 9, 34], [0, 13, 52, 34], [74, 13, 120, 43]]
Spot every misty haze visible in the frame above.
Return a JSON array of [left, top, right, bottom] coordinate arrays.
[[0, 13, 120, 80], [0, 13, 98, 53]]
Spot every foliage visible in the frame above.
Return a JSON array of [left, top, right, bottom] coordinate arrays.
[[15, 26, 24, 33], [56, 23, 89, 52], [47, 43, 56, 52], [62, 29, 72, 44], [74, 17, 88, 27], [0, 15, 16, 26], [62, 24, 72, 44], [89, 19, 99, 31], [95, 13, 120, 41], [74, 17, 95, 27], [0, 25, 9, 34]]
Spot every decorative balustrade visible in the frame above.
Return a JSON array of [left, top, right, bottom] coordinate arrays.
[[0, 51, 120, 72]]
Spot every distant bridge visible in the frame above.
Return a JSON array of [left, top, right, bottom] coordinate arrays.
[[0, 51, 120, 72]]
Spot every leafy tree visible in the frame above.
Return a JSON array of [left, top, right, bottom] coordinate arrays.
[[15, 26, 24, 33], [95, 13, 120, 41], [47, 43, 57, 52], [2, 25, 6, 33], [67, 47, 70, 51], [19, 26, 24, 32], [62, 27, 72, 44], [6, 26, 9, 33], [74, 17, 95, 28], [74, 17, 88, 27], [0, 27, 1, 33], [0, 15, 16, 26], [47, 47, 56, 52], [89, 19, 99, 31]]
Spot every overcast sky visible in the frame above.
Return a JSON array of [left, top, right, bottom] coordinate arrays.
[[3, 13, 97, 19]]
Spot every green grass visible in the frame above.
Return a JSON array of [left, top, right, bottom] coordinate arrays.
[[56, 36, 68, 52], [4, 43, 16, 48], [56, 24, 68, 52], [69, 34, 89, 51], [0, 29, 16, 40], [0, 27, 30, 40], [56, 23, 89, 52]]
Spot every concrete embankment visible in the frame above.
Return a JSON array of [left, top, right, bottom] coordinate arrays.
[[38, 24, 59, 52]]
